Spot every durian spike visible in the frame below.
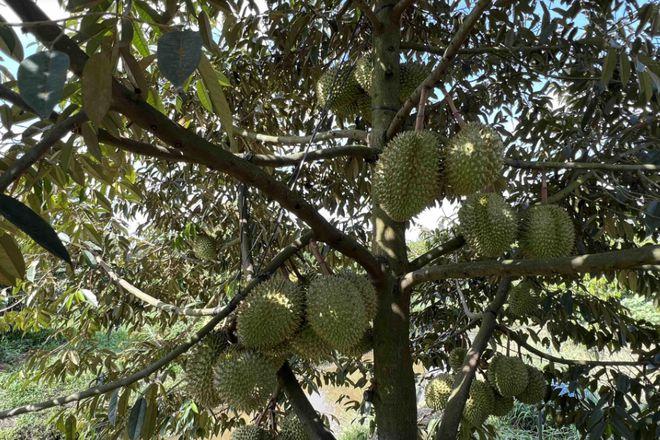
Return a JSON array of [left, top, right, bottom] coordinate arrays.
[[309, 240, 333, 275], [415, 86, 430, 131]]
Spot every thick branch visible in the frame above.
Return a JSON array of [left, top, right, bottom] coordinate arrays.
[[435, 278, 512, 440], [407, 235, 466, 271], [387, 0, 492, 137], [401, 245, 660, 289], [391, 0, 414, 21], [0, 113, 87, 193], [502, 327, 657, 367], [7, 0, 383, 282], [506, 159, 659, 172], [233, 127, 367, 144], [352, 0, 382, 32], [243, 145, 378, 167], [238, 183, 254, 278], [277, 362, 336, 440]]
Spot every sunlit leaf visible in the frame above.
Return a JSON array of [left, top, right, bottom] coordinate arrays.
[[18, 51, 70, 119], [82, 51, 113, 125]]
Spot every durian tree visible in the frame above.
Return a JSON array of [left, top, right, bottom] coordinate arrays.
[[0, 1, 658, 439]]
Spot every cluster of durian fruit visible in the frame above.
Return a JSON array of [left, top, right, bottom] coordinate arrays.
[[373, 122, 576, 259], [425, 348, 547, 437], [316, 54, 431, 123], [182, 271, 376, 438], [231, 413, 308, 440]]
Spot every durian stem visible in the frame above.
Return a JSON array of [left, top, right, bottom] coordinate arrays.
[[415, 86, 429, 131], [440, 83, 466, 128], [541, 175, 548, 203], [309, 240, 333, 275]]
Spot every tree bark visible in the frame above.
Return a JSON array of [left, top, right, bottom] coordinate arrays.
[[370, 3, 418, 439]]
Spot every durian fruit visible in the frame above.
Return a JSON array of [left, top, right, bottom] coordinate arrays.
[[290, 325, 334, 363], [355, 91, 372, 123], [445, 122, 504, 196], [279, 413, 309, 440], [399, 62, 431, 101], [458, 193, 517, 257], [457, 423, 473, 440], [183, 331, 227, 408], [338, 328, 373, 359], [306, 275, 368, 351], [448, 347, 468, 372], [237, 276, 303, 349], [261, 342, 292, 369], [373, 130, 442, 222], [192, 234, 216, 260], [354, 54, 374, 94], [338, 270, 378, 322], [520, 204, 575, 258], [316, 67, 362, 116], [517, 365, 546, 404], [507, 282, 538, 317], [488, 356, 529, 397], [213, 349, 278, 412], [463, 380, 495, 426], [425, 374, 454, 411], [490, 391, 514, 417], [231, 425, 272, 440]]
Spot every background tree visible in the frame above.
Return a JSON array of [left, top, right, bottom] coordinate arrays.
[[0, 0, 658, 439]]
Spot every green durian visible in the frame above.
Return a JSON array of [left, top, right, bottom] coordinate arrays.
[[463, 380, 495, 426], [507, 282, 538, 317], [183, 331, 226, 408], [399, 62, 431, 101], [192, 234, 217, 260], [237, 276, 303, 349], [231, 425, 272, 440], [449, 347, 468, 372], [306, 275, 368, 351], [489, 356, 529, 397], [445, 122, 503, 195], [279, 413, 309, 440], [338, 270, 377, 322], [213, 349, 278, 412], [354, 54, 374, 94], [290, 325, 334, 363], [458, 193, 517, 257], [338, 328, 373, 358], [316, 67, 362, 117], [374, 130, 442, 222], [425, 374, 454, 411], [490, 391, 514, 417], [520, 204, 575, 258], [517, 365, 546, 404]]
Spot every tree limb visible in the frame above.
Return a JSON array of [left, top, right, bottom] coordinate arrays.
[[407, 235, 466, 271], [6, 0, 384, 283], [277, 362, 336, 440], [391, 0, 414, 21], [400, 41, 566, 55], [352, 0, 382, 32], [243, 145, 379, 167], [0, 112, 87, 193], [238, 183, 255, 278], [506, 159, 659, 172], [387, 0, 492, 137], [233, 127, 367, 144], [435, 277, 512, 440], [401, 245, 660, 289]]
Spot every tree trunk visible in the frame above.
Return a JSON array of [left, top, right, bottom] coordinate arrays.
[[370, 3, 418, 439]]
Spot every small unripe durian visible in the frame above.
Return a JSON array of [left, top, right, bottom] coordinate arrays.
[[290, 325, 334, 363], [507, 282, 538, 317], [237, 276, 303, 349], [316, 67, 362, 117], [463, 380, 495, 426], [192, 234, 216, 260], [425, 374, 454, 411], [489, 356, 529, 397], [517, 365, 546, 404], [490, 391, 514, 417], [213, 349, 278, 412], [458, 193, 517, 257], [520, 204, 575, 258], [399, 62, 431, 101], [183, 331, 226, 408], [445, 122, 504, 195], [374, 130, 442, 222], [231, 425, 272, 440], [306, 275, 368, 351], [279, 413, 309, 440], [448, 347, 468, 372], [354, 54, 374, 94], [338, 270, 378, 322]]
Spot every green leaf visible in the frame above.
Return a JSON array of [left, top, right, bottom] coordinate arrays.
[[619, 52, 631, 86], [126, 397, 147, 440], [107, 389, 120, 426], [198, 11, 218, 53], [0, 194, 71, 264], [81, 122, 102, 161], [18, 51, 70, 119], [195, 80, 213, 113], [64, 414, 76, 440], [198, 54, 235, 149], [601, 47, 617, 87], [0, 233, 25, 285], [82, 51, 113, 126], [140, 384, 158, 439], [0, 15, 24, 61], [157, 30, 202, 87]]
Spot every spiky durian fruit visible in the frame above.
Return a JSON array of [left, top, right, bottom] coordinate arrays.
[[237, 276, 303, 349], [231, 425, 272, 440], [458, 193, 517, 257], [192, 234, 216, 260], [445, 122, 503, 195], [507, 282, 538, 317], [213, 349, 278, 412], [290, 325, 334, 363], [306, 275, 368, 351], [316, 67, 362, 116], [355, 92, 372, 123], [425, 374, 454, 411], [279, 414, 309, 440], [491, 391, 514, 417], [457, 423, 473, 440], [354, 54, 374, 94], [449, 347, 468, 372], [520, 204, 575, 258], [463, 380, 495, 426], [489, 356, 529, 397], [373, 130, 442, 222], [517, 365, 546, 404], [338, 270, 378, 322], [261, 342, 292, 369], [338, 328, 373, 359], [183, 331, 227, 408], [399, 62, 431, 101]]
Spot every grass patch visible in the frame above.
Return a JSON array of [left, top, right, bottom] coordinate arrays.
[[490, 402, 579, 440]]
